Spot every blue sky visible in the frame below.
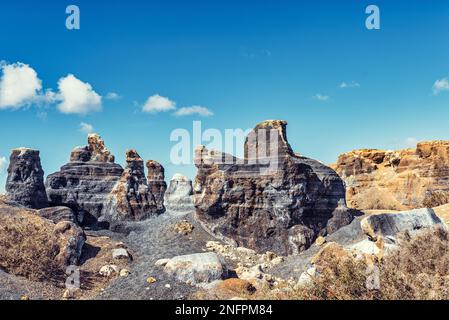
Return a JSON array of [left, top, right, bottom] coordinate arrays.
[[1, 0, 449, 192]]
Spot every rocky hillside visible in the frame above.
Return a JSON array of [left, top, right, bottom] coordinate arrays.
[[333, 141, 449, 211]]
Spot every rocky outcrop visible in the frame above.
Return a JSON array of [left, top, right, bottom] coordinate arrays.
[[46, 134, 124, 226], [37, 206, 77, 224], [146, 160, 167, 213], [5, 148, 48, 209], [103, 150, 165, 222], [333, 141, 449, 210], [193, 120, 353, 255], [164, 174, 194, 212]]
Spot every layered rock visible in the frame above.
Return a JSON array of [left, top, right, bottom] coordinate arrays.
[[5, 148, 48, 209], [146, 160, 167, 213], [103, 150, 165, 222], [193, 120, 353, 255], [164, 174, 194, 212], [333, 141, 449, 210], [46, 134, 124, 226]]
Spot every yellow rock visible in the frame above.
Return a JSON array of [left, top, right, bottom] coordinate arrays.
[[146, 276, 157, 284], [20, 295, 29, 301], [315, 236, 326, 246]]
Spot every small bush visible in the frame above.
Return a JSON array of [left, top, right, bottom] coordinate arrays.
[[423, 191, 449, 208]]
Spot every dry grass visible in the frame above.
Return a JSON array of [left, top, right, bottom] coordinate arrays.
[[270, 227, 449, 300], [423, 191, 449, 208], [0, 209, 65, 283]]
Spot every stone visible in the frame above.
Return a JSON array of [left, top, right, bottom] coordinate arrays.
[[46, 134, 124, 226], [172, 220, 194, 235], [146, 160, 167, 213], [296, 267, 317, 288], [120, 269, 130, 277], [52, 221, 86, 267], [112, 248, 131, 260], [360, 208, 447, 241], [215, 278, 256, 295], [5, 148, 48, 209], [103, 150, 165, 222], [146, 276, 157, 284], [99, 265, 119, 277], [333, 141, 449, 210], [37, 206, 77, 223], [315, 236, 326, 246], [163, 252, 225, 286], [164, 173, 194, 212], [155, 258, 170, 267], [193, 120, 353, 255]]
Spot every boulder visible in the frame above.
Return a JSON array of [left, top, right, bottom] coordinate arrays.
[[333, 141, 449, 210], [163, 252, 226, 286], [164, 174, 194, 212], [193, 120, 353, 255], [46, 134, 123, 226], [103, 150, 165, 222], [361, 208, 447, 240], [37, 206, 77, 223], [5, 148, 48, 209]]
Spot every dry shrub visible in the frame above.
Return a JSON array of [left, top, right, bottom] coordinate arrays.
[[423, 191, 449, 208], [273, 227, 449, 300], [0, 211, 64, 283]]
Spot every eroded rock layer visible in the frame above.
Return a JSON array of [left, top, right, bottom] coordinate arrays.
[[6, 148, 48, 209], [45, 134, 124, 226], [194, 120, 353, 255], [164, 174, 194, 212], [333, 141, 449, 210], [146, 160, 167, 213]]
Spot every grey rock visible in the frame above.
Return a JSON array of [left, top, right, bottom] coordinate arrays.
[[37, 206, 77, 223], [164, 174, 194, 213], [361, 208, 446, 240], [163, 252, 225, 286], [6, 148, 48, 209], [112, 248, 131, 260]]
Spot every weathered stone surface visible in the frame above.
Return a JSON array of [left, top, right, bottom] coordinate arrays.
[[37, 206, 77, 223], [164, 174, 194, 212], [46, 134, 124, 226], [5, 148, 48, 209], [163, 252, 225, 286], [53, 220, 86, 267], [193, 120, 353, 255], [333, 141, 449, 210], [103, 150, 164, 222], [361, 208, 447, 240], [146, 160, 167, 213]]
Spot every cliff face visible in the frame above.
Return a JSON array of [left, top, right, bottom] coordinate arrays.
[[45, 134, 124, 226], [6, 148, 48, 209], [164, 174, 194, 213], [333, 141, 449, 210], [193, 120, 353, 255]]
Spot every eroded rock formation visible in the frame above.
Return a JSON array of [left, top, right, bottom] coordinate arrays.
[[6, 148, 48, 209], [46, 134, 124, 226], [193, 120, 353, 255], [103, 150, 165, 222], [146, 160, 167, 213], [333, 141, 449, 210], [164, 174, 194, 212]]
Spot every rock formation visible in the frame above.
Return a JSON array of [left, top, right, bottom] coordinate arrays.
[[5, 148, 48, 209], [146, 160, 167, 213], [333, 141, 449, 210], [193, 120, 354, 255], [103, 150, 165, 222], [46, 134, 124, 226], [164, 174, 194, 212]]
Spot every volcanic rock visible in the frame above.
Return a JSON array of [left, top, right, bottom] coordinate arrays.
[[333, 141, 449, 210], [5, 148, 48, 209], [103, 150, 164, 222], [193, 120, 354, 255], [164, 174, 194, 212], [45, 134, 124, 226], [37, 206, 77, 223], [146, 160, 167, 213]]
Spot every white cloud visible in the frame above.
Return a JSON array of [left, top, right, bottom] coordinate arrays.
[[79, 122, 94, 134], [403, 137, 418, 148], [0, 62, 43, 109], [142, 94, 176, 113], [339, 81, 360, 89], [433, 78, 449, 95], [173, 106, 213, 117], [312, 94, 329, 101], [105, 92, 121, 100], [0, 156, 7, 174], [57, 74, 102, 114]]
